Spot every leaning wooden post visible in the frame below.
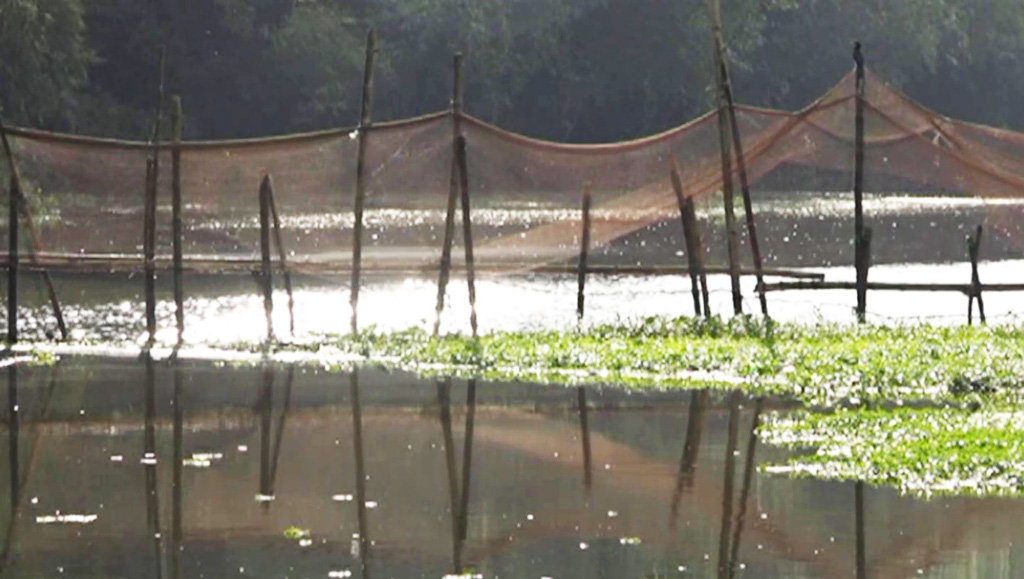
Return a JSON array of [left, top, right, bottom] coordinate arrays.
[[433, 53, 464, 337], [967, 225, 985, 325], [708, 0, 743, 316], [265, 178, 295, 335], [671, 158, 707, 317], [258, 174, 275, 340], [455, 135, 478, 337], [350, 29, 377, 335], [719, 64, 769, 316], [576, 188, 592, 321], [7, 176, 18, 343], [853, 42, 868, 323], [170, 96, 185, 343], [0, 113, 67, 340]]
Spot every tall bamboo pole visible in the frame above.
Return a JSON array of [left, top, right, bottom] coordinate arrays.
[[576, 189, 592, 321], [265, 182, 295, 335], [7, 176, 18, 343], [259, 175, 275, 340], [708, 0, 743, 315], [0, 113, 67, 339], [350, 29, 378, 335], [170, 96, 185, 343], [455, 135, 478, 337], [853, 42, 867, 323], [434, 53, 464, 337], [145, 47, 166, 343], [671, 158, 711, 318]]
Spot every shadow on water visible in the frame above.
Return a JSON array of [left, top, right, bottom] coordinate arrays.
[[1, 358, 1023, 577]]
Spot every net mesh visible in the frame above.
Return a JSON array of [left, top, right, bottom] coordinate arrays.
[[5, 68, 1024, 273]]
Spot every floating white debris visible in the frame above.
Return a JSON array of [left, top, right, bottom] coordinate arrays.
[[526, 514, 534, 521], [442, 574, 482, 579], [678, 566, 687, 572], [618, 537, 641, 545], [332, 494, 354, 502], [30, 497, 38, 505], [237, 445, 248, 452], [607, 510, 618, 518], [36, 513, 98, 524], [579, 542, 588, 550], [110, 455, 124, 462], [328, 571, 352, 578], [299, 538, 313, 548], [365, 501, 378, 509], [255, 494, 276, 502], [183, 458, 211, 468]]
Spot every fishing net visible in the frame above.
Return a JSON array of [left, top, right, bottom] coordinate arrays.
[[5, 68, 1024, 275]]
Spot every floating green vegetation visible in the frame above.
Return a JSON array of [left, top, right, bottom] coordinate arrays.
[[760, 406, 1024, 497], [258, 316, 1024, 408]]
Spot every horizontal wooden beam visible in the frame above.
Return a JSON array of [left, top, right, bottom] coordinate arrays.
[[760, 280, 1024, 295]]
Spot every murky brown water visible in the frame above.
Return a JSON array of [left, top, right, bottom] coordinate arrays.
[[2, 358, 1024, 578]]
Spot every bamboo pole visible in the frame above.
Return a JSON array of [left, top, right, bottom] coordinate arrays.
[[265, 179, 295, 335], [968, 225, 985, 325], [576, 189, 592, 321], [144, 160, 158, 342], [455, 135, 478, 337], [0, 113, 67, 340], [170, 96, 185, 343], [853, 42, 867, 323], [716, 390, 741, 579], [7, 366, 18, 511], [259, 175, 275, 340], [350, 29, 378, 335], [577, 387, 593, 491], [433, 54, 464, 337], [350, 369, 371, 579], [7, 176, 18, 343], [719, 65, 769, 316], [671, 158, 711, 318], [708, 0, 743, 316], [145, 48, 166, 343]]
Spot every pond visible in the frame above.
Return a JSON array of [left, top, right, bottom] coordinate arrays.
[[2, 358, 1023, 578]]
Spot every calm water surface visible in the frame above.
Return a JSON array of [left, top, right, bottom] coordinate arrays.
[[2, 359, 1024, 578]]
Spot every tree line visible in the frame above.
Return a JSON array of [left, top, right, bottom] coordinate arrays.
[[3, 0, 1024, 142]]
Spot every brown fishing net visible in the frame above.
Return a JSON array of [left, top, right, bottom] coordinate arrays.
[[4, 68, 1024, 273]]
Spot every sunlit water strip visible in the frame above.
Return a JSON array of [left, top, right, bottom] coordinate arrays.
[[14, 259, 1022, 351]]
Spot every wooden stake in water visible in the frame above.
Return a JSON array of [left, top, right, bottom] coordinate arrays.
[[455, 135, 478, 337], [434, 53, 464, 337], [258, 174, 275, 340], [854, 42, 868, 323], [170, 96, 185, 343], [967, 225, 986, 325], [7, 176, 18, 344], [671, 158, 711, 318], [350, 29, 378, 335], [145, 47, 166, 344], [265, 177, 295, 335], [708, 0, 743, 316], [0, 112, 67, 340], [576, 188, 592, 321]]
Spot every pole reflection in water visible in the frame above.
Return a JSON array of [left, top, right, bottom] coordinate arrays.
[[350, 369, 371, 579], [457, 379, 476, 544], [576, 387, 592, 491], [170, 359, 184, 579], [142, 352, 165, 579], [258, 365, 275, 504], [856, 480, 866, 579], [670, 389, 708, 529], [436, 378, 462, 572], [728, 397, 763, 579], [269, 367, 294, 499], [2, 360, 60, 573], [717, 391, 741, 579]]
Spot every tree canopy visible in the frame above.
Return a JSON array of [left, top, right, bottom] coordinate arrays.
[[4, 0, 1024, 141]]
